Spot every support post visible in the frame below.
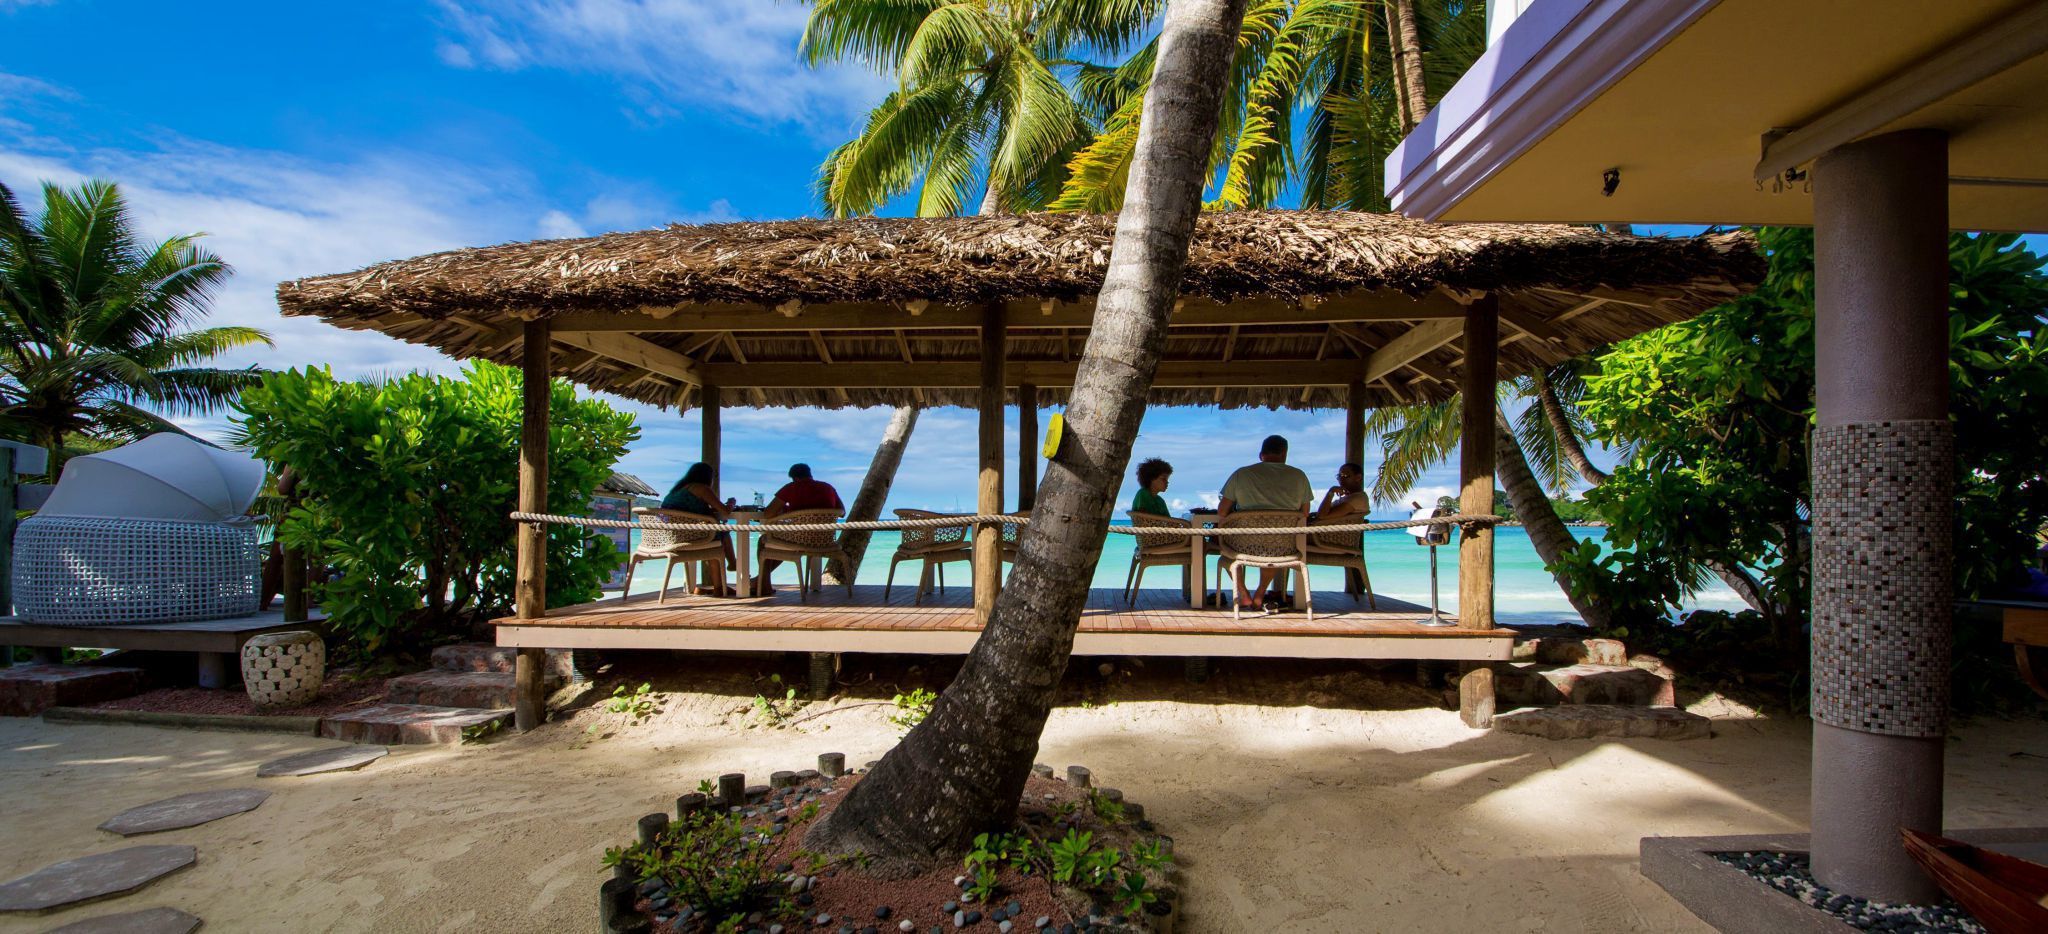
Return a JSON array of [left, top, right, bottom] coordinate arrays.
[[974, 305, 1005, 625], [0, 447, 13, 628], [699, 384, 721, 477], [1809, 129, 1950, 904], [1344, 379, 1366, 468], [1456, 295, 1498, 728], [1018, 383, 1039, 511], [514, 319, 552, 732], [279, 468, 309, 624]]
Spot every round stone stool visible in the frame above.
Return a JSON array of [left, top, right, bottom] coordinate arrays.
[[240, 630, 325, 709]]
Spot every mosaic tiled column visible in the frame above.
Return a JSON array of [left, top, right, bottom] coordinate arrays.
[[1809, 129, 1950, 904]]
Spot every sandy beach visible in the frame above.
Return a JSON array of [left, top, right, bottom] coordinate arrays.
[[3, 658, 2045, 933]]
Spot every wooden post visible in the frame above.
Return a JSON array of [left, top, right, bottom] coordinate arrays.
[[1, 446, 13, 664], [514, 319, 551, 732], [1017, 383, 1039, 511], [699, 384, 721, 476], [974, 305, 1005, 624], [1344, 379, 1366, 468], [279, 468, 309, 624], [1457, 295, 1498, 728]]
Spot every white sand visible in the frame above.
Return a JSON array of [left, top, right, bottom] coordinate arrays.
[[2, 674, 2045, 933]]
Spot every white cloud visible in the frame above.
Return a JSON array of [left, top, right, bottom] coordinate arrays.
[[432, 0, 888, 128], [537, 208, 588, 238]]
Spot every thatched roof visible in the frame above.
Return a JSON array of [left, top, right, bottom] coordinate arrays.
[[277, 210, 1760, 410]]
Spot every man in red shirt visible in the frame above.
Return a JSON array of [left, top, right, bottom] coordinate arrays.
[[757, 463, 844, 592]]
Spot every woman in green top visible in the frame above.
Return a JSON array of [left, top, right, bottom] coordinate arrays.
[[1131, 458, 1173, 516]]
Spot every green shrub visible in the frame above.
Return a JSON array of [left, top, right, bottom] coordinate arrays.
[[234, 361, 637, 658]]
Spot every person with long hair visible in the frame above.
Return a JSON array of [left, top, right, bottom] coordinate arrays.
[[661, 462, 738, 596]]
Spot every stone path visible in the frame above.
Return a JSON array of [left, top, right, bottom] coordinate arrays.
[[256, 744, 388, 777], [0, 846, 195, 913], [41, 906, 202, 933], [318, 704, 509, 745], [98, 789, 270, 836]]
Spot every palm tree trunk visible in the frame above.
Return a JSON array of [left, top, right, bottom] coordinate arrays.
[[1496, 407, 1616, 630], [1392, 0, 1431, 127], [802, 0, 1250, 871], [979, 176, 1004, 215], [826, 406, 919, 583], [1536, 373, 1609, 486], [1382, 2, 1413, 132]]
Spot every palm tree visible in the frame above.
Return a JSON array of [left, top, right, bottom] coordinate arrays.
[[1050, 0, 1488, 212], [801, 0, 1161, 217], [805, 0, 1251, 867], [0, 180, 270, 474]]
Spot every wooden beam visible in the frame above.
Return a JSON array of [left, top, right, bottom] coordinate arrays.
[[1497, 305, 1565, 344], [552, 330, 702, 385], [1363, 318, 1462, 383], [695, 359, 1367, 389], [1754, 2, 2048, 183], [545, 289, 1468, 333], [514, 320, 551, 732], [1457, 295, 1498, 729], [975, 306, 1005, 625]]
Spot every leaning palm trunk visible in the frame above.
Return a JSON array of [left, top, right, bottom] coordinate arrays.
[[803, 0, 1250, 870], [1537, 374, 1608, 486], [826, 406, 919, 583], [1495, 408, 1617, 631]]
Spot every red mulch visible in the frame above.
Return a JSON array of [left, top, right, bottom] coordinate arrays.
[[89, 670, 396, 718], [640, 773, 1142, 933]]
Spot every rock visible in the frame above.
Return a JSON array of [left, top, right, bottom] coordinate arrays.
[[384, 670, 522, 709], [1034, 918, 1050, 929], [429, 643, 573, 678], [875, 906, 892, 919], [318, 704, 510, 745], [899, 921, 915, 933], [942, 900, 958, 913], [798, 893, 814, 907], [41, 907, 202, 933], [953, 911, 966, 928], [999, 922, 1012, 933], [98, 788, 269, 836], [1006, 901, 1022, 916], [0, 845, 196, 912], [1494, 705, 1710, 740], [815, 913, 832, 926], [1496, 663, 1674, 707]]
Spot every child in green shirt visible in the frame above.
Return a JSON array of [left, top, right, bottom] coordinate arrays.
[[1132, 458, 1173, 516]]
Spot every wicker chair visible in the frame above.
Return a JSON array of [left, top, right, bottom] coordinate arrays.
[[1213, 510, 1314, 620], [621, 507, 726, 604], [1123, 511, 1197, 603], [997, 512, 1029, 566], [758, 508, 852, 599], [884, 509, 974, 604], [1306, 521, 1377, 608]]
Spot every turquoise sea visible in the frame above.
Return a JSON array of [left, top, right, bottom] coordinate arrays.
[[617, 522, 1747, 626]]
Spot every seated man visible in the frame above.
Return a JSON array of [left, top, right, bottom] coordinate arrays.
[[756, 463, 844, 592], [1216, 435, 1313, 612]]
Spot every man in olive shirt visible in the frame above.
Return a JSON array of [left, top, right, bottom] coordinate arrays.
[[1216, 435, 1314, 611]]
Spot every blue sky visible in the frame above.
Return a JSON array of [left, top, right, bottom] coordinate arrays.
[[1, 0, 1600, 517]]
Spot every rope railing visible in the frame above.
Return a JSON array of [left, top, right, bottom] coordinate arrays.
[[508, 511, 1503, 536]]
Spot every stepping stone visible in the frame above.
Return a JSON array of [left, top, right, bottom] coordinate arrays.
[[0, 846, 195, 912], [99, 789, 270, 836], [385, 670, 520, 709], [318, 704, 510, 745], [42, 906, 202, 933], [0, 665, 145, 717], [258, 745, 388, 777], [1496, 662, 1674, 707], [430, 644, 573, 679], [1495, 705, 1711, 741]]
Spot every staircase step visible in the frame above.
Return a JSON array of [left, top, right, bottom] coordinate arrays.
[[386, 670, 524, 710], [1496, 705, 1710, 741], [1497, 662, 1675, 707], [1511, 636, 1629, 666], [430, 644, 573, 679], [0, 664, 145, 717], [318, 704, 510, 745]]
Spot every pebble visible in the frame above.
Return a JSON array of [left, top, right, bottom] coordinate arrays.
[[814, 913, 833, 926], [942, 901, 958, 914], [1034, 918, 1050, 930], [875, 906, 892, 920], [899, 922, 915, 933], [1060, 925, 1076, 934], [991, 909, 1007, 922], [798, 893, 815, 907], [964, 911, 982, 926], [998, 922, 1012, 933], [953, 875, 967, 887], [770, 927, 785, 934], [1716, 851, 1985, 933], [954, 911, 966, 928], [1006, 902, 1022, 917]]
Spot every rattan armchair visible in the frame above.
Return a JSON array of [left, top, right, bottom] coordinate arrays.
[[1123, 511, 1197, 603], [1214, 510, 1314, 620], [758, 508, 852, 599], [622, 507, 727, 604], [884, 509, 974, 605], [1306, 523, 1376, 608]]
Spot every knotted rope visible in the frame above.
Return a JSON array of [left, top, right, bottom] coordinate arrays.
[[509, 511, 1502, 536]]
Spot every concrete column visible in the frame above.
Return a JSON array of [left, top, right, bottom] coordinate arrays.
[[1810, 128, 1950, 903]]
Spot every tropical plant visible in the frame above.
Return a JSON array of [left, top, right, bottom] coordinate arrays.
[[0, 179, 269, 473], [1051, 0, 1489, 212], [801, 0, 1161, 217], [802, 0, 1250, 868], [233, 362, 637, 657]]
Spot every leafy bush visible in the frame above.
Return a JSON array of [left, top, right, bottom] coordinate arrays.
[[603, 809, 800, 926], [234, 361, 637, 658]]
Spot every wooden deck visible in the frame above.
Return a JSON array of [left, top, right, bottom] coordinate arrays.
[[494, 586, 1514, 661]]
